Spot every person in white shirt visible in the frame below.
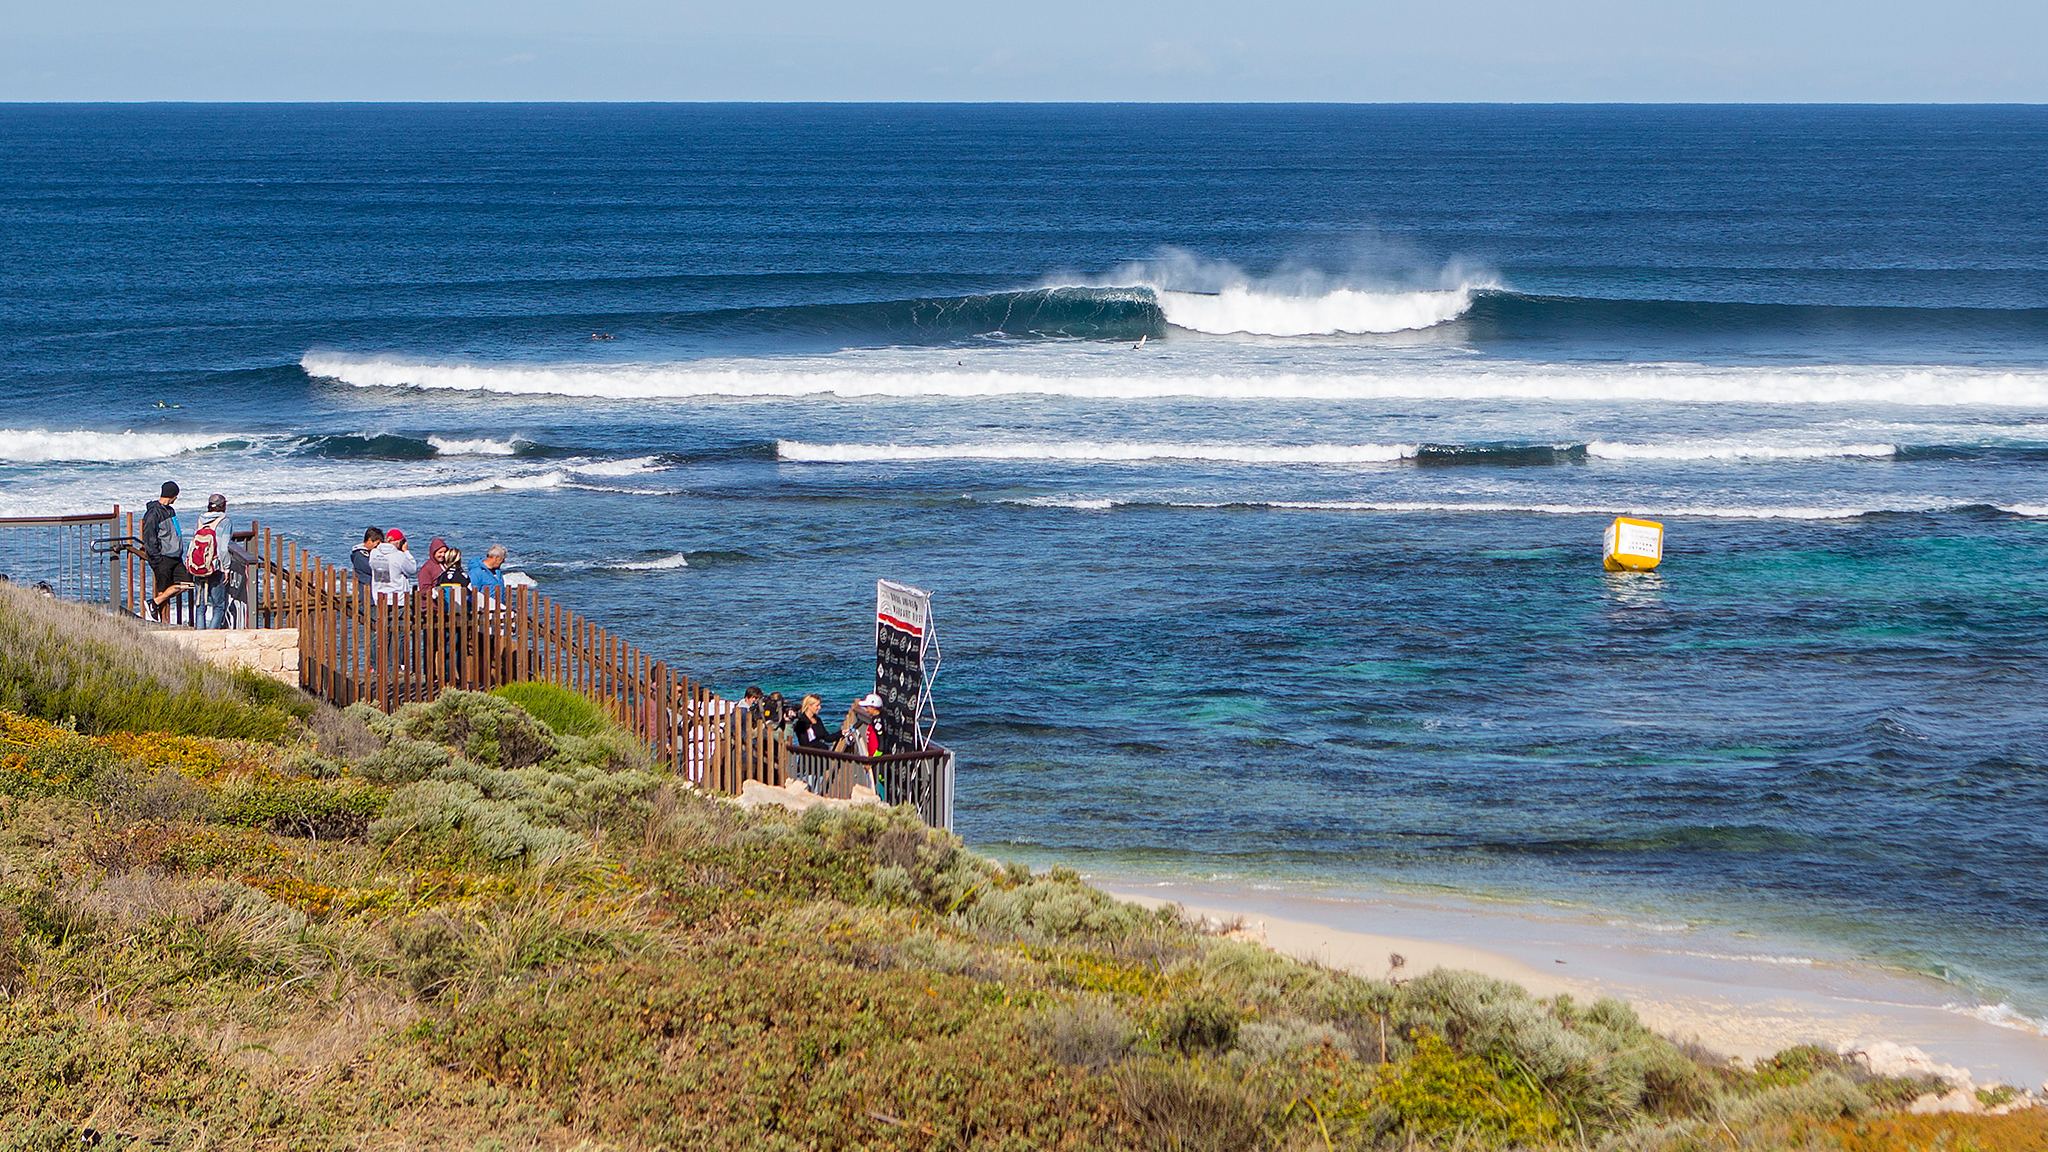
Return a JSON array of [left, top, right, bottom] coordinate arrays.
[[368, 527, 419, 602]]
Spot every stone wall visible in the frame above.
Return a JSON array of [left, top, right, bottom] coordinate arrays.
[[160, 628, 300, 686]]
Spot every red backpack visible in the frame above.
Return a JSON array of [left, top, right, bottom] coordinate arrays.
[[186, 516, 224, 578]]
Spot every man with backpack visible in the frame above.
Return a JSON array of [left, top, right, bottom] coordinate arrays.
[[185, 494, 233, 629], [139, 481, 192, 622]]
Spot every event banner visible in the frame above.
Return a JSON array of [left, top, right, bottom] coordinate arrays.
[[874, 579, 934, 753]]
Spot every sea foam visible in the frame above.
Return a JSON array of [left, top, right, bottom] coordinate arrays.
[[303, 355, 2048, 406], [1586, 440, 1899, 461], [426, 436, 525, 456], [239, 471, 568, 506], [0, 428, 239, 463], [1152, 285, 1474, 336], [995, 496, 2020, 521], [776, 440, 1418, 464]]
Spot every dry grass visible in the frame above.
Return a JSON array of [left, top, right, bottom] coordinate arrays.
[[0, 583, 309, 739], [0, 655, 2005, 1151], [1822, 1107, 2048, 1151]]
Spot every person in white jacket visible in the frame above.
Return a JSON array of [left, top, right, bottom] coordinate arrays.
[[368, 528, 419, 602]]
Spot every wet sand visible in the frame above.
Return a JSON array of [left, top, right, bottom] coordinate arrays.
[[1103, 877, 2048, 1091]]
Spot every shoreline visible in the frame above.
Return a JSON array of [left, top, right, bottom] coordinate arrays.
[[1099, 874, 2048, 1092]]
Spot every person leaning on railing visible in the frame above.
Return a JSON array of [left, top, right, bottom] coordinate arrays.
[[836, 693, 886, 757], [139, 480, 194, 621]]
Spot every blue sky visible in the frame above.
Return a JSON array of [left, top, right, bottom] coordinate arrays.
[[5, 0, 2044, 101]]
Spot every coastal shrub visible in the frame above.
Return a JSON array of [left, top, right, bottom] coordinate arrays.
[[390, 690, 560, 771], [302, 697, 385, 760], [1036, 999, 1138, 1070], [393, 910, 474, 997], [210, 775, 387, 838], [368, 756, 658, 861], [1157, 997, 1241, 1054], [418, 949, 1130, 1150], [966, 870, 1156, 942], [1237, 1016, 1353, 1061], [0, 583, 305, 740], [1371, 1029, 1564, 1147], [358, 733, 455, 783], [1717, 1069, 1868, 1127], [490, 682, 613, 738], [0, 1001, 227, 1138], [0, 731, 122, 799], [1821, 1108, 2048, 1152], [1115, 1057, 1268, 1152]]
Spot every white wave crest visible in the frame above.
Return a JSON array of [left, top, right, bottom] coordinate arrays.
[[777, 440, 1417, 464], [1012, 496, 1119, 510], [1943, 1001, 2048, 1038], [239, 471, 567, 506], [999, 496, 1952, 521], [427, 436, 524, 456], [570, 455, 663, 477], [604, 553, 690, 571], [1588, 440, 1898, 461], [303, 355, 2048, 406], [1154, 285, 1474, 336], [0, 428, 239, 463]]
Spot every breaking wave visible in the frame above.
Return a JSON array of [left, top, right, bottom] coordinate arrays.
[[1154, 285, 1474, 336], [427, 436, 527, 456], [603, 553, 691, 571], [300, 433, 552, 460], [777, 440, 1417, 464], [1584, 441, 1898, 461], [1943, 1001, 2048, 1038], [779, 439, 1911, 466], [237, 472, 569, 506], [0, 428, 245, 463], [303, 355, 2048, 406], [999, 496, 2046, 521]]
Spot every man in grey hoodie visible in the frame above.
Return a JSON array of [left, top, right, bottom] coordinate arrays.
[[139, 480, 191, 621]]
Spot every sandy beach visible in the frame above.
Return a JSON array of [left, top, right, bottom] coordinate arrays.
[[1104, 877, 2048, 1093]]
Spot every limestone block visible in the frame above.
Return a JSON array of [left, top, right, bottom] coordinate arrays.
[[160, 628, 301, 686], [732, 778, 883, 814]]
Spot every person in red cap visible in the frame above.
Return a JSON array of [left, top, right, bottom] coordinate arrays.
[[367, 528, 417, 601], [836, 693, 886, 757]]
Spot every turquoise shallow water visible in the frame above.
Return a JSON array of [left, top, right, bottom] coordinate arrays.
[[1, 104, 2044, 1025]]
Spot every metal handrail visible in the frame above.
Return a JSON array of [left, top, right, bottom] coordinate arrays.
[[0, 511, 122, 527], [786, 741, 955, 829]]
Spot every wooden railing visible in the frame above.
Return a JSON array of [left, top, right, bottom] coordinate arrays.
[[233, 522, 789, 793], [77, 514, 953, 812]]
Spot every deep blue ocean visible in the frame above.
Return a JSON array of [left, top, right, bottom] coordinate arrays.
[[2, 104, 2045, 1026]]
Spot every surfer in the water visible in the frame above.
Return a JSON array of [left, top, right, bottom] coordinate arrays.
[[590, 332, 615, 341]]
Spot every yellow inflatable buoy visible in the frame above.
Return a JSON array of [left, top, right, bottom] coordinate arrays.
[[1603, 517, 1664, 571]]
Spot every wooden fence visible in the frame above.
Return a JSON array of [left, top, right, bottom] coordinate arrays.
[[107, 516, 788, 792], [74, 513, 956, 819]]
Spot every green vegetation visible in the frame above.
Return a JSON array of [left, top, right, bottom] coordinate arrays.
[[490, 682, 614, 738], [0, 603, 2027, 1149], [0, 584, 308, 740]]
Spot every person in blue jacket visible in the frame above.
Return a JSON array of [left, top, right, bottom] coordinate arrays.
[[471, 544, 508, 599]]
